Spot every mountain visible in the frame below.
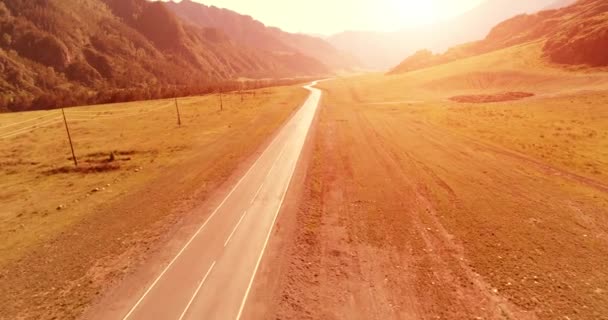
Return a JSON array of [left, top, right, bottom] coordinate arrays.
[[328, 0, 562, 70], [389, 0, 608, 74], [0, 0, 328, 112], [165, 0, 359, 71]]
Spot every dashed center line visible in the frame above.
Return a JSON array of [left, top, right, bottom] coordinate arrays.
[[224, 144, 290, 247], [251, 183, 264, 204], [177, 261, 217, 320], [250, 143, 289, 206], [117, 81, 322, 320], [224, 211, 248, 247]]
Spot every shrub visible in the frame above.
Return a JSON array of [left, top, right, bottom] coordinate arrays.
[[66, 60, 100, 85], [83, 48, 113, 78], [13, 30, 70, 69]]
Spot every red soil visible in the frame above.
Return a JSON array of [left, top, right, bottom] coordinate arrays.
[[450, 92, 535, 103], [247, 84, 608, 320]]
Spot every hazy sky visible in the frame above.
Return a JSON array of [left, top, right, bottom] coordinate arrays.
[[171, 0, 485, 35]]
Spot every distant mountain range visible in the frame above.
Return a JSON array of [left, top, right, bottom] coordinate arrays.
[[328, 0, 578, 70], [0, 0, 356, 112], [165, 0, 359, 72], [1, 0, 589, 112], [389, 0, 607, 74]]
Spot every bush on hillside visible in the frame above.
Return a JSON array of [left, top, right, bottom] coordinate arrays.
[[13, 30, 70, 69], [83, 48, 113, 78], [66, 60, 101, 85]]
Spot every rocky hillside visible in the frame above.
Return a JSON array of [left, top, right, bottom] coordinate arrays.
[[0, 0, 328, 112], [165, 0, 359, 71], [328, 0, 564, 70], [390, 0, 608, 74]]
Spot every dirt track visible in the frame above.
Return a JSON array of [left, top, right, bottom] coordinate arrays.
[[248, 81, 608, 319]]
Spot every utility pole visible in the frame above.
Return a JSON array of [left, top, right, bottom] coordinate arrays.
[[61, 108, 78, 167], [240, 82, 244, 103], [219, 90, 223, 111], [174, 97, 181, 126]]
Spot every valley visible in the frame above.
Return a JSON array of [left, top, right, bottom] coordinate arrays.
[[1, 0, 607, 319], [0, 86, 308, 319], [247, 43, 608, 320]]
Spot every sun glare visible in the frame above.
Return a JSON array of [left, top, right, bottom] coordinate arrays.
[[390, 0, 438, 26]]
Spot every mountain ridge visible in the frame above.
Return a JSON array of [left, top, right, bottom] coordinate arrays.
[[389, 0, 608, 74], [165, 0, 360, 71], [328, 0, 564, 70], [0, 0, 329, 112]]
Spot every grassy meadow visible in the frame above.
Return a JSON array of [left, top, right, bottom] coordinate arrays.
[[293, 43, 608, 319], [324, 42, 608, 181], [0, 86, 307, 267]]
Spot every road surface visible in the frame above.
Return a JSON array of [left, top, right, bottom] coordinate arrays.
[[97, 82, 322, 320]]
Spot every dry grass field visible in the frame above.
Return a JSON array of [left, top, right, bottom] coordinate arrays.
[[330, 42, 608, 182], [0, 86, 308, 319], [253, 43, 608, 319]]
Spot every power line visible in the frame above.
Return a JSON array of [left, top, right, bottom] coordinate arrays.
[[1, 100, 174, 139], [0, 112, 60, 130], [63, 100, 175, 114], [65, 104, 172, 121], [0, 116, 63, 139]]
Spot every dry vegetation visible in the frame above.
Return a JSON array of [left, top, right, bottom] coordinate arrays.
[[255, 42, 608, 319], [339, 42, 608, 181], [0, 85, 307, 319], [390, 0, 608, 74], [0, 0, 328, 112], [449, 91, 534, 103]]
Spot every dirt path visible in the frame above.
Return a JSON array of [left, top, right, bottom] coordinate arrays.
[[246, 86, 608, 319]]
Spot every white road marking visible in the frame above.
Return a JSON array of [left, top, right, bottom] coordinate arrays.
[[225, 143, 288, 248], [224, 144, 287, 248], [251, 183, 264, 204], [121, 133, 281, 320], [269, 143, 289, 175], [235, 142, 300, 320], [120, 82, 321, 320], [224, 211, 247, 247], [235, 83, 322, 319], [248, 143, 287, 206], [177, 261, 217, 320]]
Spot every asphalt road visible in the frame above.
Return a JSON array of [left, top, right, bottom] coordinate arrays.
[[103, 82, 322, 320]]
